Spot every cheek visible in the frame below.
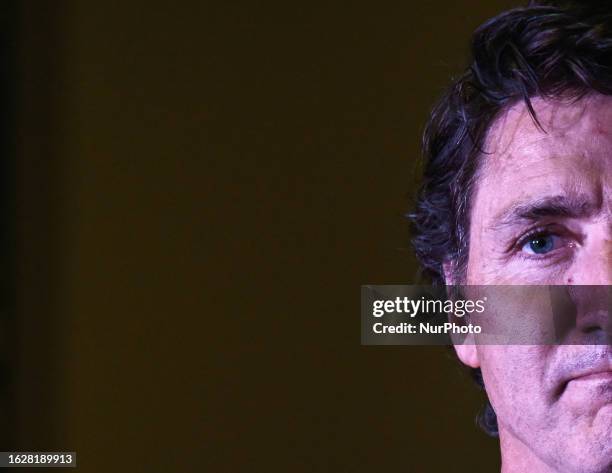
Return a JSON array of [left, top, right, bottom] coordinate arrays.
[[475, 260, 569, 285], [465, 222, 524, 284], [466, 233, 498, 284], [478, 347, 553, 429], [466, 238, 528, 284], [467, 257, 530, 284], [466, 234, 571, 285]]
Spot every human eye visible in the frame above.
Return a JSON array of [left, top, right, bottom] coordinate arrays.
[[521, 233, 559, 255], [521, 232, 560, 255]]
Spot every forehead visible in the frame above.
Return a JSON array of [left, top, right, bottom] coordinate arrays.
[[473, 95, 612, 221]]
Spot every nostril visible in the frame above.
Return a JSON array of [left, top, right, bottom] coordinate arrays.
[[581, 324, 601, 334]]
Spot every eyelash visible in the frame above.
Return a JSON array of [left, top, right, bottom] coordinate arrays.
[[514, 227, 569, 260]]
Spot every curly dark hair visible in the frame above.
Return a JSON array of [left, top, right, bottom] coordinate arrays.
[[409, 0, 612, 436]]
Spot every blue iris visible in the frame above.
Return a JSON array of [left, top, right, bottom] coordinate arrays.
[[528, 235, 555, 254]]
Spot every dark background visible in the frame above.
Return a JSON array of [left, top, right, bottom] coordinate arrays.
[[9, 1, 520, 471]]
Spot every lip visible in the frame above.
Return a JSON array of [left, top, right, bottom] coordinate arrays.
[[559, 367, 612, 407], [555, 355, 612, 400], [566, 366, 612, 386], [570, 370, 612, 383]]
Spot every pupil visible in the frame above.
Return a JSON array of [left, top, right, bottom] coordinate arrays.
[[530, 236, 551, 253]]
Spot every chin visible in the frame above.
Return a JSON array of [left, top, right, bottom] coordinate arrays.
[[556, 424, 612, 473]]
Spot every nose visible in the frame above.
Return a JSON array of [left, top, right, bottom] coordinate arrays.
[[549, 284, 612, 344], [560, 231, 612, 343], [568, 235, 612, 285]]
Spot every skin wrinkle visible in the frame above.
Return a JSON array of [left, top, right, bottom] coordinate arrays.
[[491, 194, 598, 230], [453, 95, 612, 473]]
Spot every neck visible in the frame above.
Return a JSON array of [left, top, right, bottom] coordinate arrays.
[[499, 425, 557, 473]]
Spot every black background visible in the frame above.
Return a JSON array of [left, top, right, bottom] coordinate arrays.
[[9, 1, 522, 471]]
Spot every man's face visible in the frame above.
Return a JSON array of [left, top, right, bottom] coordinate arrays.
[[458, 95, 612, 472]]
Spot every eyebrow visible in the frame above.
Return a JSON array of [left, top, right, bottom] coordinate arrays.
[[492, 194, 598, 229]]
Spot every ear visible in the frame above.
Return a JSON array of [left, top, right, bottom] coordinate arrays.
[[453, 343, 480, 368], [443, 259, 480, 367]]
